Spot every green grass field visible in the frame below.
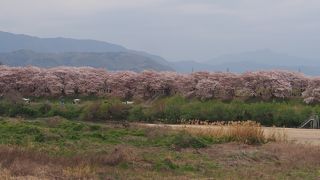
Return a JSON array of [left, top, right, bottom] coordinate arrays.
[[0, 117, 319, 179]]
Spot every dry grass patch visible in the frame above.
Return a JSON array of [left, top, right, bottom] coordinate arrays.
[[200, 142, 320, 179], [0, 145, 137, 179], [264, 143, 320, 168], [265, 127, 288, 142], [62, 164, 96, 179], [183, 121, 266, 144], [90, 145, 137, 166]]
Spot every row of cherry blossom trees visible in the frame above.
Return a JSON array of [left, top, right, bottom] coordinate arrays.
[[0, 66, 318, 103]]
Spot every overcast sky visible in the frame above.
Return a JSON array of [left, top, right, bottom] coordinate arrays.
[[1, 0, 320, 61]]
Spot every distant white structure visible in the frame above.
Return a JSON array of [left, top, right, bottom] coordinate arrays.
[[122, 101, 134, 105], [22, 98, 30, 104], [73, 99, 81, 104]]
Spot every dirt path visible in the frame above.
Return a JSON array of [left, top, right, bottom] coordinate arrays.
[[138, 124, 320, 145], [263, 127, 320, 145]]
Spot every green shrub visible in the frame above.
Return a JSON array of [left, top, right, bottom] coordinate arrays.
[[247, 103, 275, 126], [48, 104, 81, 119], [180, 101, 203, 120], [38, 102, 52, 115], [8, 104, 38, 117], [0, 97, 318, 127], [108, 103, 130, 120], [128, 106, 145, 121], [171, 132, 208, 149], [80, 102, 105, 121], [163, 96, 186, 123], [0, 102, 10, 116], [81, 100, 129, 121]]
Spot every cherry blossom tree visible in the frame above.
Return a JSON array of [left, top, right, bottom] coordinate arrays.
[[0, 66, 317, 103]]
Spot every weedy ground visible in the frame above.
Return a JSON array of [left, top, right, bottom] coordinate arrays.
[[0, 117, 319, 179]]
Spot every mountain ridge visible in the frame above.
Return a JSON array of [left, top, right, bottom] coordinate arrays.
[[0, 31, 173, 71], [1, 31, 320, 74], [171, 49, 320, 75], [206, 49, 317, 66], [0, 31, 127, 53], [0, 49, 174, 72]]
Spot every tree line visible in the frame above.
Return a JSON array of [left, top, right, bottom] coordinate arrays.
[[0, 66, 320, 104]]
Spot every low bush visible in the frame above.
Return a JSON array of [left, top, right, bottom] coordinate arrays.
[[171, 132, 209, 149], [80, 100, 129, 121], [38, 102, 52, 115], [128, 106, 145, 121], [80, 102, 106, 121], [144, 96, 313, 127], [0, 96, 318, 127], [8, 104, 38, 118], [47, 104, 81, 119]]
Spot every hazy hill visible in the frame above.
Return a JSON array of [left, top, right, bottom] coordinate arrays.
[[172, 49, 320, 75], [0, 31, 127, 53], [171, 61, 216, 73], [206, 49, 317, 67], [0, 50, 173, 72], [0, 31, 174, 71]]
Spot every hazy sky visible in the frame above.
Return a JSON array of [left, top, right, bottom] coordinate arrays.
[[1, 0, 320, 61]]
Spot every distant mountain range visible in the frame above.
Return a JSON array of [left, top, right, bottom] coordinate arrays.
[[0, 31, 128, 53], [0, 50, 173, 71], [1, 31, 319, 75], [0, 31, 173, 72], [172, 49, 320, 75]]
